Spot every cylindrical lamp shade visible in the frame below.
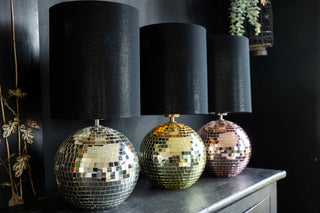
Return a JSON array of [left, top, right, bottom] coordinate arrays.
[[207, 35, 252, 114], [50, 1, 140, 120], [140, 23, 208, 115]]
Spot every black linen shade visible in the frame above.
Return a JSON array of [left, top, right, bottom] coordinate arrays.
[[207, 35, 252, 114], [49, 1, 140, 120], [140, 23, 208, 115]]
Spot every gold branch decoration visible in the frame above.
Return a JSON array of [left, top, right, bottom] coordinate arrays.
[[0, 0, 40, 207], [8, 88, 27, 99]]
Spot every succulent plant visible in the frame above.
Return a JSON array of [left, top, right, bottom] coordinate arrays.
[[229, 0, 262, 36]]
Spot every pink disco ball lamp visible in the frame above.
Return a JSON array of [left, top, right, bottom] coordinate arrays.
[[198, 114, 251, 177], [199, 35, 252, 177]]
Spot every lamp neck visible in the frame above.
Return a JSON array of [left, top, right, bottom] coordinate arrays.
[[164, 114, 180, 123], [94, 119, 100, 127], [218, 113, 228, 121]]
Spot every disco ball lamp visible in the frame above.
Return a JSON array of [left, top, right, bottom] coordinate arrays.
[[54, 121, 139, 209], [50, 1, 140, 209], [198, 115, 251, 177], [202, 35, 253, 177], [139, 115, 206, 189], [139, 23, 208, 188]]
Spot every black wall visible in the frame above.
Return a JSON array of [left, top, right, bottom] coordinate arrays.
[[0, 0, 318, 212], [230, 1, 320, 212]]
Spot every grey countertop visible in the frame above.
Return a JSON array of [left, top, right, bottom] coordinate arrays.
[[6, 167, 286, 213]]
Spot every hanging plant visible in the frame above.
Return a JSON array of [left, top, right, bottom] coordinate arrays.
[[247, 0, 274, 55], [229, 0, 262, 36]]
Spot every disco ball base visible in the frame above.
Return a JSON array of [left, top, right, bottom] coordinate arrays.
[[54, 125, 139, 210], [198, 119, 251, 177], [139, 122, 206, 189]]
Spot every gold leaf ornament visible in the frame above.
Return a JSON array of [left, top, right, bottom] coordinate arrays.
[[20, 124, 35, 144], [13, 155, 30, 177], [25, 119, 40, 129], [8, 88, 27, 99], [2, 118, 18, 138]]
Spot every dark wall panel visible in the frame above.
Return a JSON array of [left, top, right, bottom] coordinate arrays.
[[230, 1, 320, 212]]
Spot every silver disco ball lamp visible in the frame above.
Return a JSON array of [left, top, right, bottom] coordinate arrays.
[[54, 121, 139, 209], [50, 1, 140, 209]]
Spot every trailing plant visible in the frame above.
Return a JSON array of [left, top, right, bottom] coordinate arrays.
[[0, 0, 40, 207], [229, 0, 262, 36]]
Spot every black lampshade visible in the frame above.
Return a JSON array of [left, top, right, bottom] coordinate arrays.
[[49, 1, 140, 120], [140, 23, 208, 115], [207, 35, 252, 113]]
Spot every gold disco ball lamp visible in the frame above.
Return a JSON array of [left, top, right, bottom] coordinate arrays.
[[140, 114, 206, 189], [139, 23, 208, 189], [198, 35, 252, 177], [50, 1, 140, 210]]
